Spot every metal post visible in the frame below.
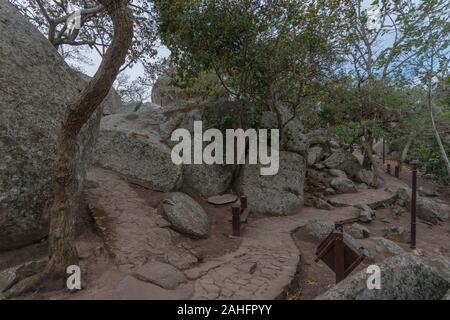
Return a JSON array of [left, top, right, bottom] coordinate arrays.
[[334, 232, 345, 284], [411, 159, 419, 249], [232, 204, 241, 237]]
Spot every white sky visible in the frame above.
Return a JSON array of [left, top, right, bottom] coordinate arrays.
[[80, 45, 171, 81]]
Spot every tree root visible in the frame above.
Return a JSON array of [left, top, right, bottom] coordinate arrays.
[[4, 270, 50, 299], [4, 257, 69, 299]]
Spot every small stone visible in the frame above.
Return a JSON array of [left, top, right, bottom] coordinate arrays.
[[356, 204, 375, 223], [329, 169, 347, 178], [383, 226, 411, 244], [315, 198, 334, 210], [345, 223, 370, 239]]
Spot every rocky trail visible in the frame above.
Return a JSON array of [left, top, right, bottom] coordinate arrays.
[[3, 156, 448, 300]]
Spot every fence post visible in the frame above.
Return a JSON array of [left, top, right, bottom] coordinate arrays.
[[410, 159, 419, 249], [232, 204, 241, 237]]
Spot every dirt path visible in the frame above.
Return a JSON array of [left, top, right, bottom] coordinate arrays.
[[289, 161, 450, 300]]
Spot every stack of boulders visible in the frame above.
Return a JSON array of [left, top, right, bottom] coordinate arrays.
[[303, 130, 379, 210], [94, 92, 309, 216]]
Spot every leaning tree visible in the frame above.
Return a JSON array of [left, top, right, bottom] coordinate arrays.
[[6, 0, 134, 296], [9, 0, 159, 87]]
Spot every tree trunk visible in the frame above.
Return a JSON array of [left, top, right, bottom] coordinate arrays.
[[400, 130, 416, 169], [427, 48, 450, 180], [48, 0, 134, 276], [7, 0, 133, 295], [363, 130, 378, 188], [430, 104, 450, 179]]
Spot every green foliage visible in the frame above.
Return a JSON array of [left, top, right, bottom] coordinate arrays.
[[412, 141, 450, 184], [155, 0, 346, 126]]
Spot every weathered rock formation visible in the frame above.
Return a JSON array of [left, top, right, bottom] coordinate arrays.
[[0, 1, 112, 250]]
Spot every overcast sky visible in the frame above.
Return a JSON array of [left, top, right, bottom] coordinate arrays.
[[80, 45, 171, 81]]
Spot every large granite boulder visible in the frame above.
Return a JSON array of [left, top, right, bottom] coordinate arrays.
[[323, 149, 363, 178], [397, 188, 448, 224], [0, 1, 106, 250], [159, 193, 210, 238], [301, 219, 335, 242], [183, 164, 234, 198], [235, 152, 306, 216], [317, 253, 450, 300], [94, 116, 182, 192], [330, 177, 357, 194]]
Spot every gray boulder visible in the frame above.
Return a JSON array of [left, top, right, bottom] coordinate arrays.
[[344, 223, 370, 239], [444, 289, 450, 300], [302, 219, 335, 242], [331, 177, 357, 194], [159, 193, 210, 238], [417, 198, 449, 224], [356, 169, 373, 185], [363, 237, 405, 264], [317, 253, 450, 300], [307, 146, 324, 166], [397, 188, 448, 224], [284, 118, 308, 155], [356, 204, 376, 223], [94, 112, 183, 192], [183, 164, 233, 198], [329, 169, 347, 178], [383, 226, 411, 244], [0, 1, 104, 250], [235, 152, 306, 216], [95, 129, 182, 192], [324, 149, 362, 178]]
